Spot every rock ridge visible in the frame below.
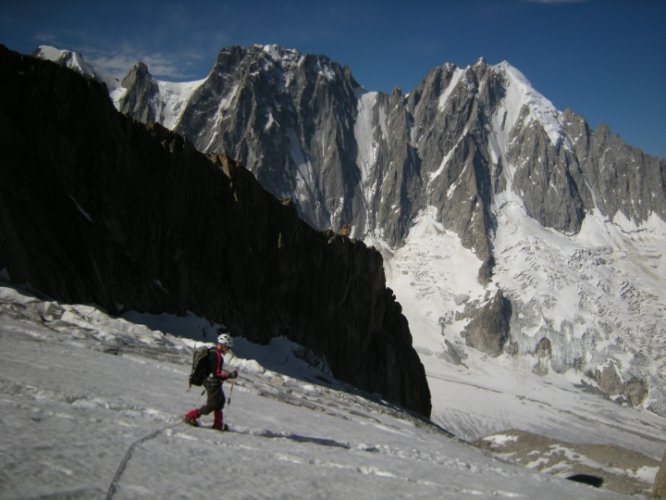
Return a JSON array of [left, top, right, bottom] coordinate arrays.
[[0, 46, 431, 417]]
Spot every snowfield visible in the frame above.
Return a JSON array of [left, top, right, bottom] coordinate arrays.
[[1, 282, 663, 499], [383, 204, 666, 446]]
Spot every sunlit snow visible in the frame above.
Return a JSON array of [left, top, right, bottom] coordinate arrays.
[[493, 61, 572, 151], [1, 283, 656, 499], [156, 79, 206, 129]]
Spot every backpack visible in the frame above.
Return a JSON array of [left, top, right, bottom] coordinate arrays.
[[189, 346, 213, 387]]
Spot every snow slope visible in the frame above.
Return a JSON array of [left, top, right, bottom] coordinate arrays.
[[1, 283, 659, 499], [381, 209, 666, 457], [155, 79, 207, 130], [491, 61, 572, 151]]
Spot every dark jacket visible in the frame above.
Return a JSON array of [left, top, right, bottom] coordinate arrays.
[[207, 348, 232, 381]]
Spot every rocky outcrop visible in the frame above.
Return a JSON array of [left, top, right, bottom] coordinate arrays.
[[477, 429, 660, 497], [655, 450, 666, 499], [563, 111, 666, 224], [118, 62, 159, 123], [461, 291, 512, 357], [532, 337, 552, 375], [534, 337, 552, 358], [588, 363, 648, 407], [0, 46, 431, 417]]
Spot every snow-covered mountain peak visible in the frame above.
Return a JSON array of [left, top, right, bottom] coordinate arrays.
[[35, 45, 95, 78], [34, 45, 121, 91], [249, 43, 301, 74], [257, 43, 300, 63], [492, 60, 571, 151], [245, 44, 339, 77], [208, 44, 348, 99], [429, 58, 570, 153]]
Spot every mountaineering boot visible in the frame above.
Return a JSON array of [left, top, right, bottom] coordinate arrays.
[[183, 415, 199, 426], [183, 409, 201, 427]]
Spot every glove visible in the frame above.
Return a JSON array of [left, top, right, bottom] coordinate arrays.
[[228, 370, 238, 379]]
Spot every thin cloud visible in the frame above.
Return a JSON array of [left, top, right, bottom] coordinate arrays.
[[32, 25, 207, 81], [83, 46, 202, 80], [35, 32, 60, 44], [34, 29, 87, 47]]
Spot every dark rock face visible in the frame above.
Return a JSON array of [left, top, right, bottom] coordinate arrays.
[[173, 45, 364, 235], [0, 46, 431, 417], [462, 291, 512, 357], [625, 378, 648, 407], [534, 337, 552, 358], [119, 62, 159, 123], [508, 120, 587, 234], [563, 112, 666, 224], [591, 363, 625, 397]]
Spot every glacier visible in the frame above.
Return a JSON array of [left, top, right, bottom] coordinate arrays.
[[0, 281, 662, 498]]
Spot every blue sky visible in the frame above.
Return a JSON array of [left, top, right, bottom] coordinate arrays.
[[1, 0, 664, 158]]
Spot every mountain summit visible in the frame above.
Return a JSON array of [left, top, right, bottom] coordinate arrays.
[[35, 44, 666, 420]]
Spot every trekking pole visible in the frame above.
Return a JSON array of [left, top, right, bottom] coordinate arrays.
[[227, 378, 236, 406]]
